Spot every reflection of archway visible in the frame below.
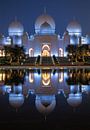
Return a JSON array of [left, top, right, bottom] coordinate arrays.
[[29, 72, 34, 83], [42, 72, 51, 86], [42, 44, 51, 57], [59, 72, 64, 83], [29, 48, 34, 57], [59, 48, 63, 57]]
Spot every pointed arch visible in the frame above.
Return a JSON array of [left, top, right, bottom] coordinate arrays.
[[29, 48, 34, 57], [59, 48, 64, 57], [42, 44, 51, 57]]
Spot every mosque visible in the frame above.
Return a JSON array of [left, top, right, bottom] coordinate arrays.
[[0, 12, 90, 58]]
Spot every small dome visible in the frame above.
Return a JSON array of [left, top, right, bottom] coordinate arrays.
[[67, 93, 82, 107], [67, 20, 82, 36], [35, 14, 55, 34], [35, 95, 56, 115], [8, 20, 24, 36], [9, 93, 24, 108]]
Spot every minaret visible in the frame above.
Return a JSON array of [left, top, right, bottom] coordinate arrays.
[[44, 7, 47, 14], [73, 16, 76, 21], [15, 16, 17, 22]]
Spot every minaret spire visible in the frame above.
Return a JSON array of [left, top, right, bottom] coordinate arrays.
[[44, 7, 47, 14], [15, 16, 17, 22], [73, 16, 76, 21]]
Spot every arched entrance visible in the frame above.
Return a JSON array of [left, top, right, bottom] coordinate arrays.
[[29, 48, 34, 57], [42, 44, 51, 57], [59, 48, 64, 57]]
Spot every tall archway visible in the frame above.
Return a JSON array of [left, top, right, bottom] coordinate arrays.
[[59, 72, 64, 83], [29, 72, 34, 83], [42, 44, 51, 57], [29, 48, 34, 57], [42, 72, 51, 86], [59, 48, 64, 57]]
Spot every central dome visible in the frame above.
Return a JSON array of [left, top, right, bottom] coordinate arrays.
[[67, 20, 82, 36], [8, 20, 24, 36], [35, 95, 56, 115], [35, 14, 55, 34]]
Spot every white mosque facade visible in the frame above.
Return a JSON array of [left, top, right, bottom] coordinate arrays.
[[0, 13, 90, 58]]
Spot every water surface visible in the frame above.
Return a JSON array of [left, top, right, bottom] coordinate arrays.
[[0, 68, 90, 129]]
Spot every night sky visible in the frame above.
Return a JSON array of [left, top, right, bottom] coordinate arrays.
[[0, 0, 90, 36]]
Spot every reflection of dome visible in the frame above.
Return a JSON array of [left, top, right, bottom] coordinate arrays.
[[8, 20, 24, 36], [9, 93, 24, 108], [35, 14, 55, 34], [67, 93, 82, 107], [67, 20, 82, 36], [35, 95, 56, 115]]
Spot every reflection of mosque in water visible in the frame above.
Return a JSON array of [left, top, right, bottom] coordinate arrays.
[[0, 69, 90, 115]]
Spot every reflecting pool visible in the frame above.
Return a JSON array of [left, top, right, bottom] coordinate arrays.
[[0, 68, 90, 129]]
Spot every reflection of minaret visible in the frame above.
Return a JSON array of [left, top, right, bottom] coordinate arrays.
[[73, 107, 76, 113], [16, 108, 18, 113], [45, 115, 47, 121]]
